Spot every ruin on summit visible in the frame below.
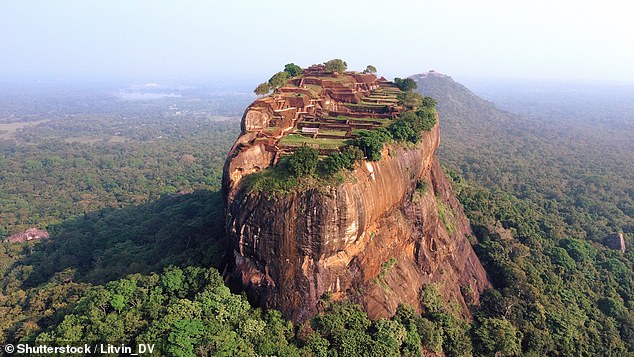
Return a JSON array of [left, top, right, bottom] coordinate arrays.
[[242, 64, 405, 163]]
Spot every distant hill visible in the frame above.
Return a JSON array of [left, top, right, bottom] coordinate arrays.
[[410, 72, 634, 355], [411, 71, 499, 118], [411, 71, 633, 245], [411, 72, 527, 186]]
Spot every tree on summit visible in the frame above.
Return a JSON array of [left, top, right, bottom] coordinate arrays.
[[324, 59, 347, 73], [254, 82, 271, 95], [284, 63, 303, 77], [363, 65, 377, 74], [394, 77, 417, 92], [268, 71, 289, 89]]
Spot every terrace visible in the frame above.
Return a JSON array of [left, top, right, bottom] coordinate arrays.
[[241, 71, 403, 156]]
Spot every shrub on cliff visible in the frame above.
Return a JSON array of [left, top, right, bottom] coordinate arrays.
[[322, 146, 364, 174], [354, 128, 392, 161], [422, 96, 438, 108], [387, 109, 437, 144], [288, 146, 319, 177], [397, 91, 423, 108], [414, 107, 437, 131], [388, 115, 419, 143], [394, 77, 417, 92]]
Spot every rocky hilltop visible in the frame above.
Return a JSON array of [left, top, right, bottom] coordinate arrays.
[[223, 63, 490, 322]]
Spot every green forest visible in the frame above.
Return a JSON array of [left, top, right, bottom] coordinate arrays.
[[0, 79, 632, 355]]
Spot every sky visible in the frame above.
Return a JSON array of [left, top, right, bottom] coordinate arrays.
[[1, 0, 633, 85]]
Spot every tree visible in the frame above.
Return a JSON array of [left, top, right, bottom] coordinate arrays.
[[420, 285, 444, 315], [371, 319, 407, 353], [354, 129, 391, 161], [322, 146, 364, 174], [284, 63, 302, 77], [363, 65, 377, 74], [254, 83, 270, 96], [422, 96, 437, 108], [324, 59, 347, 73], [304, 333, 330, 357], [388, 110, 436, 144], [394, 78, 417, 92], [550, 247, 576, 271], [160, 267, 185, 296], [388, 118, 418, 143], [268, 71, 289, 89], [288, 146, 318, 177], [412, 108, 437, 132], [473, 317, 523, 356], [397, 91, 423, 108]]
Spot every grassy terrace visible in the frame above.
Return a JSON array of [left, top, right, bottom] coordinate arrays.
[[329, 116, 390, 124], [366, 95, 397, 98], [374, 87, 400, 92], [364, 97, 399, 103], [367, 92, 394, 96], [318, 116, 390, 127], [241, 156, 345, 194], [278, 133, 352, 149], [319, 75, 351, 83], [305, 84, 323, 96], [318, 129, 348, 137], [344, 102, 389, 108], [374, 90, 400, 96]]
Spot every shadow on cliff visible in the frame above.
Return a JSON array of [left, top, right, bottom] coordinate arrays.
[[14, 189, 231, 288]]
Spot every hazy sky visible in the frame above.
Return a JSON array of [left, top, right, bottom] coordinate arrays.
[[2, 0, 633, 84]]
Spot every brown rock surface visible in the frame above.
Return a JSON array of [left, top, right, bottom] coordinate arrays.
[[223, 69, 490, 322], [606, 232, 626, 253], [4, 228, 49, 243], [224, 128, 490, 322]]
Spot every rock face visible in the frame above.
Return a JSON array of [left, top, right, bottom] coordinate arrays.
[[4, 228, 49, 243], [223, 68, 490, 322], [606, 232, 626, 253]]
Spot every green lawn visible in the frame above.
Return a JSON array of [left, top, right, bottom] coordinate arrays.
[[279, 133, 351, 149], [305, 85, 323, 96], [318, 129, 348, 137], [346, 117, 390, 124], [364, 97, 398, 103], [344, 102, 388, 108]]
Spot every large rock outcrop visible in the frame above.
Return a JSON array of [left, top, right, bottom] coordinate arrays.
[[3, 228, 49, 243], [222, 68, 490, 322]]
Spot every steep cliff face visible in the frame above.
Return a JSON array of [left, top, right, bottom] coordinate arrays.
[[224, 122, 490, 323]]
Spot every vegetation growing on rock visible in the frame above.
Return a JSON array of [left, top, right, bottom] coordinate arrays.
[[323, 58, 348, 73], [394, 77, 418, 92], [288, 145, 318, 177], [237, 62, 439, 194], [363, 65, 377, 74]]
